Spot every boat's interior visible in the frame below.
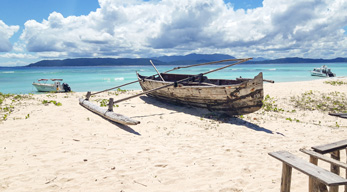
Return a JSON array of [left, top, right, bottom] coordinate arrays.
[[138, 73, 245, 86]]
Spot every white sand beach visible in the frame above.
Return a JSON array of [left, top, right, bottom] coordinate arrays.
[[1, 78, 347, 192]]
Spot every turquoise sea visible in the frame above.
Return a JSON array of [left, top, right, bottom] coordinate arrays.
[[1, 63, 347, 94]]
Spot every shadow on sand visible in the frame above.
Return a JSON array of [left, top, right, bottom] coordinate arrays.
[[136, 96, 283, 135], [107, 119, 141, 136]]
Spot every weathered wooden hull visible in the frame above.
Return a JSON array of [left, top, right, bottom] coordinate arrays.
[[137, 72, 264, 116]]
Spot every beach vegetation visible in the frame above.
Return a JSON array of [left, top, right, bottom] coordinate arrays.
[[2, 114, 8, 121], [108, 88, 128, 96], [0, 92, 13, 105], [46, 93, 57, 98], [97, 99, 118, 108], [99, 99, 108, 107], [25, 114, 30, 119], [262, 94, 284, 112], [117, 88, 127, 93], [1, 106, 14, 113], [336, 122, 340, 128], [290, 91, 346, 113], [42, 100, 62, 106], [285, 117, 300, 122], [324, 80, 347, 86], [1, 92, 35, 121]]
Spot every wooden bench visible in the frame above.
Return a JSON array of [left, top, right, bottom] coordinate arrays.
[[312, 139, 347, 154], [269, 151, 347, 192], [309, 139, 347, 192]]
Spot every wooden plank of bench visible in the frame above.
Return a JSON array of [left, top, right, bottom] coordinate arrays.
[[300, 149, 347, 169], [312, 139, 347, 154], [312, 140, 347, 192], [302, 148, 347, 192], [269, 151, 347, 186]]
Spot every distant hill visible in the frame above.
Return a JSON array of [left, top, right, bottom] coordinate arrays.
[[26, 54, 347, 67], [26, 58, 167, 67], [152, 53, 236, 63], [247, 57, 347, 64], [27, 54, 238, 67]]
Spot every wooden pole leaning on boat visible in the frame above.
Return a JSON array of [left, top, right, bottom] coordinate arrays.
[[150, 60, 165, 82]]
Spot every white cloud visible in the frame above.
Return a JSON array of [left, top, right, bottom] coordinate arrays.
[[0, 59, 31, 67], [20, 0, 347, 59], [0, 20, 19, 52], [0, 53, 38, 59]]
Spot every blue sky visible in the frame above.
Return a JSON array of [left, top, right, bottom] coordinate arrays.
[[0, 0, 346, 66]]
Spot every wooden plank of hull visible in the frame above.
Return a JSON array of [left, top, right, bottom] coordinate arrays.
[[79, 98, 140, 125], [137, 72, 264, 116]]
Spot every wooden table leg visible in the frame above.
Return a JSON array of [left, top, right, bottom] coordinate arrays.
[[310, 156, 318, 192], [345, 148, 347, 192], [330, 150, 340, 192], [317, 182, 328, 192], [281, 163, 292, 192]]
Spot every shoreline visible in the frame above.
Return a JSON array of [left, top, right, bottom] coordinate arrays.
[[1, 78, 347, 191], [2, 62, 347, 95], [3, 76, 347, 96]]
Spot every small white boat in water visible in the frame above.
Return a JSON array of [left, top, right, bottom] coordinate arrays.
[[310, 65, 336, 77], [32, 79, 71, 92]]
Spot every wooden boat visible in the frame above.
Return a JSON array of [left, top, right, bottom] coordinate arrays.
[[32, 79, 71, 92], [80, 58, 266, 125], [311, 65, 336, 77], [136, 72, 264, 116]]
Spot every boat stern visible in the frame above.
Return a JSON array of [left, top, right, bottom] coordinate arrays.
[[223, 72, 264, 116]]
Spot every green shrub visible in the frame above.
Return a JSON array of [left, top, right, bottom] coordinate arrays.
[[42, 100, 62, 106], [290, 91, 347, 113], [262, 94, 284, 112], [324, 80, 347, 86]]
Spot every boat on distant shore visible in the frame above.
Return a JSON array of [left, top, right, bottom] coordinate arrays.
[[32, 79, 71, 92], [310, 65, 336, 77]]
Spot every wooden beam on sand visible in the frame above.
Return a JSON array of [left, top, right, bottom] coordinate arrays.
[[79, 98, 140, 125]]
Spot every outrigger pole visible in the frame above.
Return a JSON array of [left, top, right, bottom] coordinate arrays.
[[79, 58, 252, 125]]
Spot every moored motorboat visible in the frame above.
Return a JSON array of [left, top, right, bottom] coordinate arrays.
[[311, 65, 336, 77], [32, 79, 71, 92]]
